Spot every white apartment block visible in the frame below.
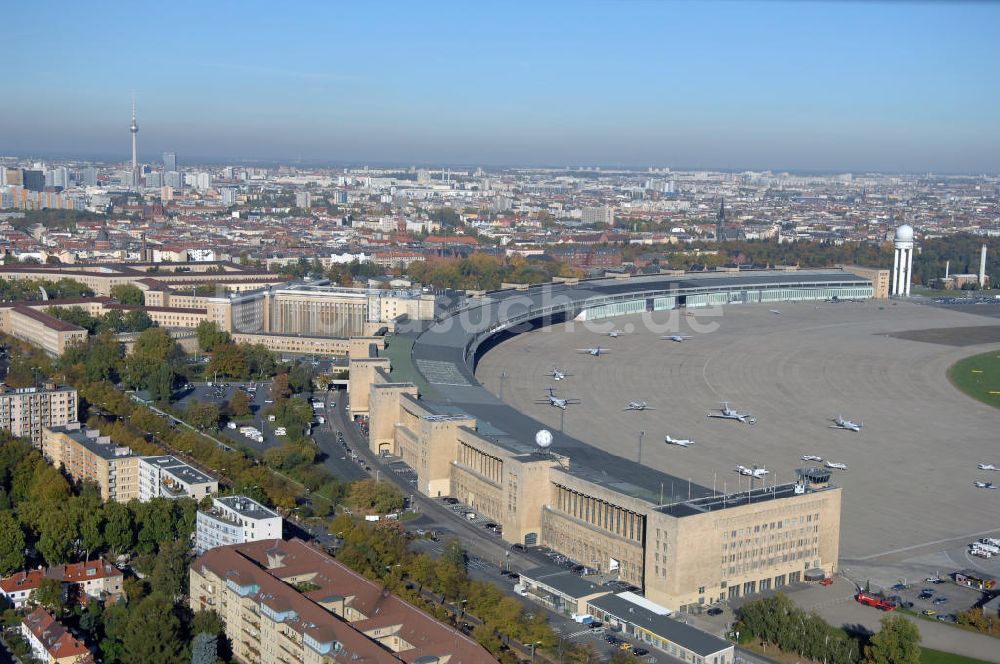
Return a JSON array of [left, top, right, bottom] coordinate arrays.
[[138, 455, 218, 501], [195, 495, 283, 554]]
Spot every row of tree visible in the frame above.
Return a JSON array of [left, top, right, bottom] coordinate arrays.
[[46, 305, 154, 334], [735, 594, 922, 664], [406, 253, 576, 291], [0, 277, 94, 302], [330, 514, 599, 663]]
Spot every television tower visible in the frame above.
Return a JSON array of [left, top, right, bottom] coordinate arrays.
[[129, 96, 139, 190]]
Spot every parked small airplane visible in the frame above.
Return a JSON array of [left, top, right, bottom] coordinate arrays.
[[548, 367, 571, 381], [708, 402, 757, 425], [661, 335, 692, 343], [624, 401, 655, 411], [825, 461, 848, 470], [830, 415, 862, 432], [535, 388, 580, 410], [735, 465, 769, 478], [769, 309, 782, 315], [974, 481, 997, 490], [665, 435, 695, 447], [801, 455, 823, 462], [978, 463, 1000, 471], [607, 329, 625, 338], [577, 347, 610, 356]]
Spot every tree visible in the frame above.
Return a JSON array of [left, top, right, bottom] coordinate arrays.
[[191, 632, 218, 664], [0, 512, 25, 575], [37, 508, 77, 565], [110, 283, 145, 305], [150, 539, 190, 601], [187, 402, 220, 431], [123, 308, 154, 332], [133, 327, 184, 366], [30, 577, 64, 613], [229, 390, 251, 418], [271, 373, 291, 400], [195, 321, 229, 352], [207, 343, 248, 379], [863, 615, 921, 664], [122, 594, 186, 664], [103, 501, 135, 555]]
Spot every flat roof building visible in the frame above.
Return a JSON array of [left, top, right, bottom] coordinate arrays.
[[42, 424, 138, 503], [587, 592, 734, 664], [196, 495, 282, 554], [138, 455, 217, 501], [0, 383, 77, 446]]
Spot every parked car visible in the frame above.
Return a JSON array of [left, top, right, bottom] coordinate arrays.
[[706, 607, 724, 616]]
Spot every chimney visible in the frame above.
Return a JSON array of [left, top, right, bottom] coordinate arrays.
[[945, 260, 950, 280], [980, 244, 987, 288]]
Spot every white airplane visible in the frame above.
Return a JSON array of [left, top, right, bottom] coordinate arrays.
[[665, 435, 695, 447], [735, 465, 769, 478], [825, 461, 848, 470], [607, 329, 625, 338], [830, 415, 862, 432], [536, 388, 580, 410], [801, 455, 823, 462], [978, 464, 1000, 471], [974, 481, 997, 490], [769, 309, 782, 315], [548, 367, 571, 381], [624, 401, 655, 411], [708, 402, 757, 425], [661, 335, 692, 343], [577, 347, 610, 356]]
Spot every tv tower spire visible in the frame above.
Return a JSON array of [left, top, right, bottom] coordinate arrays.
[[130, 95, 139, 190]]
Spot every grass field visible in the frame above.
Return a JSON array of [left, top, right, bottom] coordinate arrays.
[[921, 646, 992, 664], [948, 351, 1000, 409]]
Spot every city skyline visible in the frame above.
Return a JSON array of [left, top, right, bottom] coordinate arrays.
[[4, 0, 1000, 172]]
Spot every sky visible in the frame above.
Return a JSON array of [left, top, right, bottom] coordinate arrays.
[[4, 0, 1000, 172]]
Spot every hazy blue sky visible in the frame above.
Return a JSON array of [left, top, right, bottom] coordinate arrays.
[[4, 0, 999, 171]]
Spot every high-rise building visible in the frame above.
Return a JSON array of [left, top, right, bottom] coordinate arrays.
[[145, 171, 162, 188], [164, 170, 182, 189], [221, 187, 238, 206], [295, 190, 311, 208], [79, 166, 98, 187], [162, 151, 176, 172], [22, 170, 45, 192], [196, 172, 211, 190], [0, 384, 77, 445], [581, 205, 615, 226]]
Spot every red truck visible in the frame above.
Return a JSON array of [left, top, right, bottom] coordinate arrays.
[[855, 592, 895, 611]]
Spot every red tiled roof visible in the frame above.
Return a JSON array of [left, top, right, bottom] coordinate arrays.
[[21, 608, 93, 661]]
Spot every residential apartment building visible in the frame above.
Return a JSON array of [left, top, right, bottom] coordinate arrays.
[[1, 561, 123, 609], [42, 426, 216, 503], [42, 424, 138, 502], [0, 383, 77, 445], [196, 495, 283, 554], [190, 538, 493, 663], [21, 608, 94, 664], [138, 455, 218, 501]]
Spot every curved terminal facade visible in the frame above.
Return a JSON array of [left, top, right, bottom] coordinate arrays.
[[359, 269, 869, 610]]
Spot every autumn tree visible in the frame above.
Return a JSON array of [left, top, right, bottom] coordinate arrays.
[[863, 615, 921, 664]]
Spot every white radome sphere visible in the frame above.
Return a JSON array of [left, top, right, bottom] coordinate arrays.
[[894, 224, 914, 242], [535, 429, 553, 449]]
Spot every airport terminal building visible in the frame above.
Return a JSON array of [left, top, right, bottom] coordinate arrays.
[[356, 269, 858, 609]]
